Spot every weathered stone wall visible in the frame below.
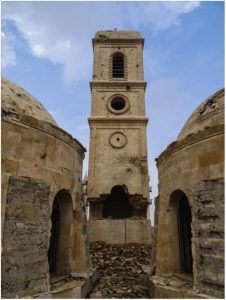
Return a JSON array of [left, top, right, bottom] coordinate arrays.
[[88, 31, 150, 246], [1, 116, 91, 274], [88, 219, 152, 244], [192, 178, 224, 297], [151, 94, 224, 298], [90, 88, 146, 117], [92, 31, 144, 82], [2, 176, 50, 298], [88, 31, 149, 217], [88, 116, 149, 200], [155, 130, 224, 274], [1, 112, 92, 299], [1, 116, 84, 238]]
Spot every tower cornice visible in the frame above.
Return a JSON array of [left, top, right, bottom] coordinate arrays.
[[92, 38, 144, 49], [90, 81, 147, 90], [88, 116, 149, 125]]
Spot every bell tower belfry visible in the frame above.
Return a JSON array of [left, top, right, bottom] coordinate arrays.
[[87, 30, 151, 244]]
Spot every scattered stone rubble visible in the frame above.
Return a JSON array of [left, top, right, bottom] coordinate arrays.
[[88, 242, 152, 298]]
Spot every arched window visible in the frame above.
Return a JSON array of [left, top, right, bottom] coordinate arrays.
[[112, 53, 124, 78]]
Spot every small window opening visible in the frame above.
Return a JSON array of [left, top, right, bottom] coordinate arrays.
[[111, 97, 126, 111], [112, 53, 124, 78]]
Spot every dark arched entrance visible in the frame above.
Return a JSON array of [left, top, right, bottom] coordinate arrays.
[[48, 198, 60, 274], [48, 190, 73, 275], [177, 193, 193, 273], [103, 185, 133, 219]]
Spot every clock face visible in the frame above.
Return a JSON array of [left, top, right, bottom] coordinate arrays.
[[109, 131, 127, 148]]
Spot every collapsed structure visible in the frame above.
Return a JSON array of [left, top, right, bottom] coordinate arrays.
[[1, 78, 92, 298], [87, 30, 151, 244], [149, 89, 224, 298]]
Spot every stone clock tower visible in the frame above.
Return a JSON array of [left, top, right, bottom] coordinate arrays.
[[87, 30, 151, 244]]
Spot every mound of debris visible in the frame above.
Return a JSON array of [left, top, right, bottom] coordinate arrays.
[[88, 242, 152, 298]]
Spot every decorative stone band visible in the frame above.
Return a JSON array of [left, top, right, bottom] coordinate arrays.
[[2, 114, 86, 156], [88, 116, 149, 125], [92, 38, 144, 48], [156, 124, 224, 166], [90, 81, 147, 90]]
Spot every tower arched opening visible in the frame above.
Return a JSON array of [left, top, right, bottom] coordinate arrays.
[[112, 53, 124, 78], [103, 185, 133, 219]]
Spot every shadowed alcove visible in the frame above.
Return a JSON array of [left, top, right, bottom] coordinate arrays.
[[169, 190, 193, 274], [48, 189, 73, 275], [103, 185, 133, 219]]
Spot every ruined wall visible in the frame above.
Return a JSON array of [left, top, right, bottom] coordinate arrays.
[[192, 179, 224, 298], [2, 176, 50, 298]]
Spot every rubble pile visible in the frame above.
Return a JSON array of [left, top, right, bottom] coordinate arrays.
[[88, 242, 152, 298]]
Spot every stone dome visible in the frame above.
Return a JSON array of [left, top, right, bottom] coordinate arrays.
[[177, 88, 224, 140], [1, 78, 57, 125]]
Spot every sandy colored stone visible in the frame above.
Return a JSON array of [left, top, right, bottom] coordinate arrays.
[[87, 30, 151, 244], [1, 78, 91, 298], [151, 89, 224, 298]]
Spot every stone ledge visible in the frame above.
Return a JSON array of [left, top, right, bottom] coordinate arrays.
[[88, 116, 149, 125], [2, 115, 86, 156], [30, 270, 97, 299], [90, 80, 147, 90], [147, 275, 214, 299], [156, 124, 224, 166]]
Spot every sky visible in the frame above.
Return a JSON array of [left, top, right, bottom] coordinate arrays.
[[2, 1, 224, 222]]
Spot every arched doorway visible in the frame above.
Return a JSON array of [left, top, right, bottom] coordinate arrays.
[[178, 193, 193, 273], [169, 190, 193, 274], [48, 198, 60, 274], [103, 185, 133, 219], [48, 190, 73, 275]]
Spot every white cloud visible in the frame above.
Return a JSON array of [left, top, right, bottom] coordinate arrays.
[[2, 1, 200, 82], [1, 31, 16, 69], [33, 44, 46, 57], [123, 1, 200, 34]]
